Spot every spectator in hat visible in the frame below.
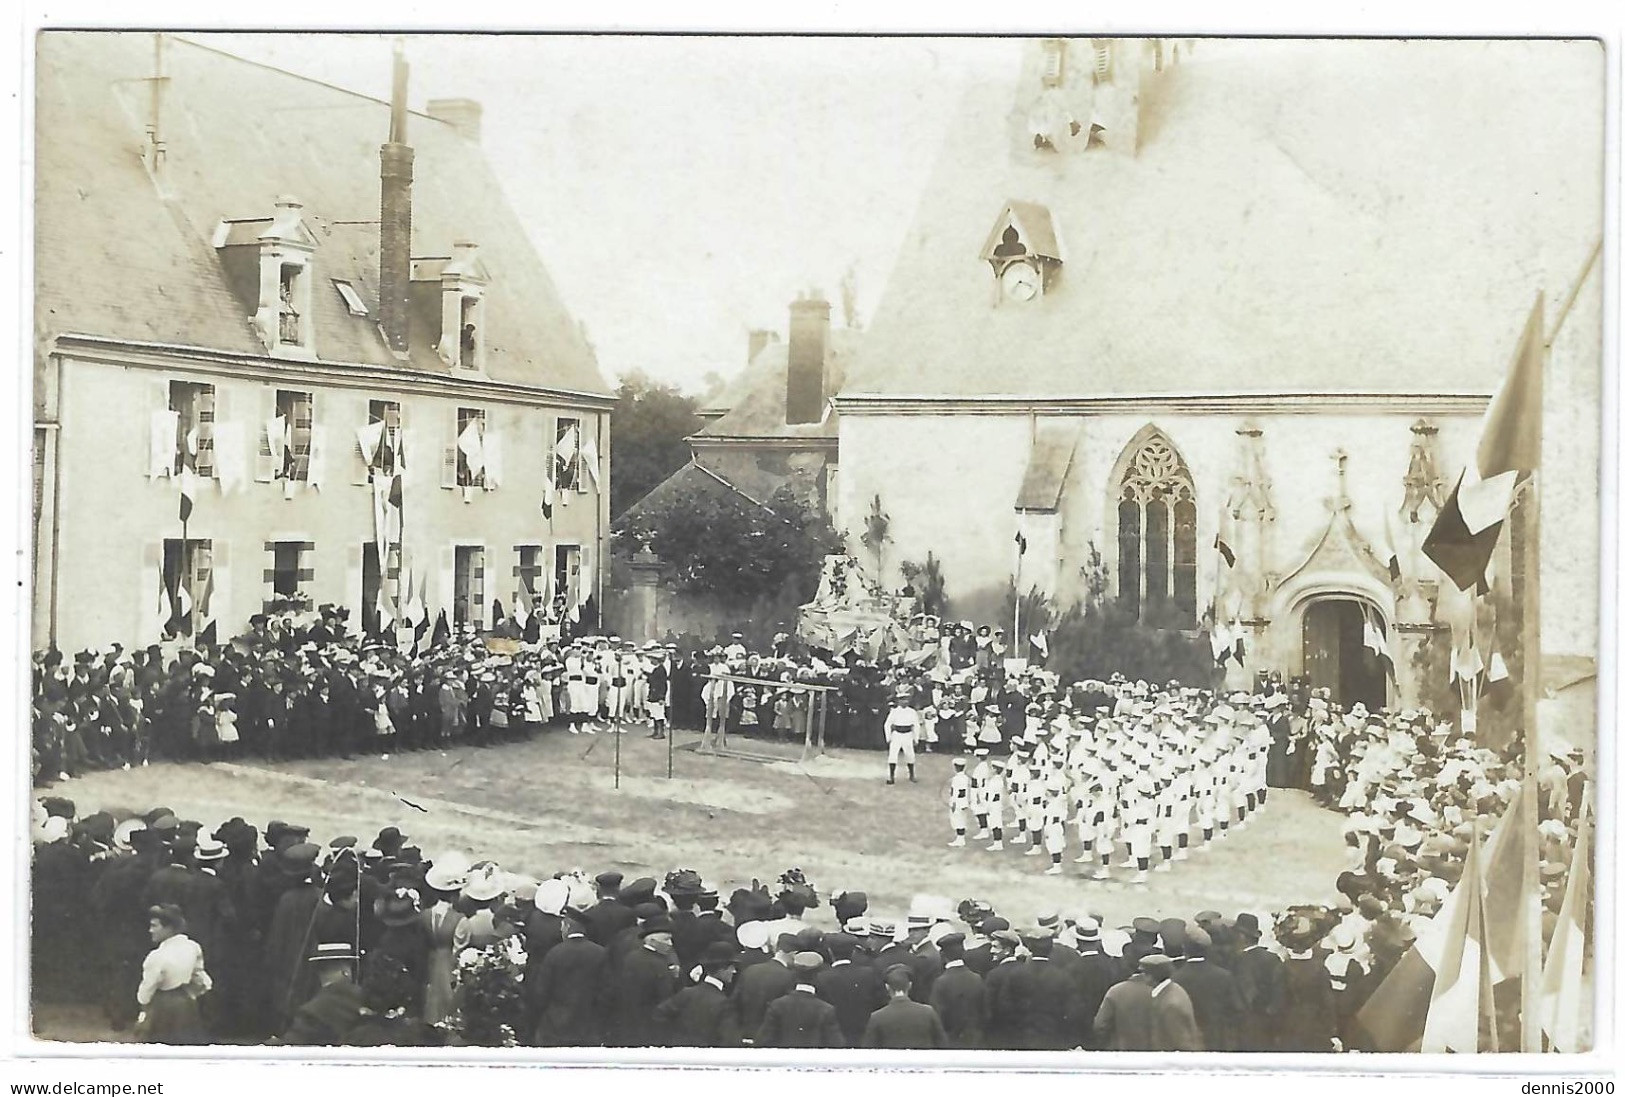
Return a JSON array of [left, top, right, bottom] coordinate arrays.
[[816, 932, 887, 1045], [528, 916, 610, 1047], [1230, 912, 1284, 1051], [1009, 929, 1083, 1050], [733, 933, 798, 1043], [1276, 916, 1338, 1052], [135, 903, 211, 1044], [581, 871, 637, 946], [419, 855, 468, 1027], [1095, 954, 1202, 1052], [280, 943, 364, 1045], [346, 952, 442, 1048], [980, 929, 1027, 1049], [862, 966, 948, 1049], [655, 942, 743, 1047], [90, 821, 165, 1030], [1170, 924, 1245, 1051], [607, 916, 680, 1047], [928, 932, 985, 1048], [755, 953, 844, 1048], [1068, 917, 1120, 1048]]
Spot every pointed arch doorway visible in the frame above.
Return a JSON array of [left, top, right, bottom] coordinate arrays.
[[1300, 597, 1388, 711]]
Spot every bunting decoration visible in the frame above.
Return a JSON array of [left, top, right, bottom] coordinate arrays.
[[579, 433, 600, 490]]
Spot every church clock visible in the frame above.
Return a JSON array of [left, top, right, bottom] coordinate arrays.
[[999, 258, 1042, 302]]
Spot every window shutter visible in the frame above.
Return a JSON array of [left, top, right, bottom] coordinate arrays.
[[210, 540, 231, 631], [351, 404, 372, 486], [346, 543, 364, 634], [441, 408, 459, 490], [254, 387, 276, 482], [483, 429, 502, 490], [473, 549, 486, 627], [439, 545, 455, 625], [195, 384, 218, 479], [307, 423, 327, 491], [150, 380, 177, 480], [291, 393, 314, 483], [140, 541, 164, 644]]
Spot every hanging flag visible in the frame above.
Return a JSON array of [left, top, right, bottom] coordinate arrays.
[[457, 420, 485, 478], [150, 409, 180, 479], [1424, 294, 1544, 591], [1541, 785, 1591, 1052], [184, 424, 201, 459], [196, 619, 218, 648], [1420, 827, 1497, 1052], [154, 577, 172, 640], [541, 471, 555, 520], [491, 598, 506, 627], [178, 467, 199, 524], [515, 576, 534, 624], [1231, 624, 1246, 668], [555, 423, 579, 459], [376, 585, 397, 631], [1214, 533, 1236, 569], [357, 421, 385, 471], [265, 415, 288, 473], [1383, 505, 1403, 582], [1210, 620, 1231, 664], [1030, 630, 1049, 657], [1480, 776, 1533, 985], [213, 423, 245, 496], [1015, 530, 1028, 556], [579, 434, 600, 490], [430, 610, 451, 649]]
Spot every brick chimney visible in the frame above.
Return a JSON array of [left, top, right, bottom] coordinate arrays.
[[427, 98, 482, 144], [785, 295, 830, 426], [748, 328, 779, 364], [378, 44, 414, 355]]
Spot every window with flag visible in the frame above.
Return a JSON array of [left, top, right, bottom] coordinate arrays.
[[1115, 429, 1198, 626], [456, 407, 487, 488], [264, 540, 314, 607], [555, 416, 581, 492], [161, 538, 212, 639], [454, 545, 485, 629], [275, 390, 313, 481], [515, 544, 545, 604], [169, 381, 216, 478], [364, 399, 402, 482]]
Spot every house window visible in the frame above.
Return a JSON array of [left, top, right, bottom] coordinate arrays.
[[554, 544, 581, 614], [279, 264, 306, 345], [555, 417, 581, 491], [169, 380, 216, 477], [515, 544, 546, 603], [362, 542, 382, 635], [454, 545, 485, 629], [458, 295, 481, 369], [161, 538, 212, 639], [1115, 429, 1197, 626], [276, 389, 313, 481], [264, 541, 313, 608], [333, 279, 368, 316], [366, 399, 401, 481], [456, 407, 487, 487]]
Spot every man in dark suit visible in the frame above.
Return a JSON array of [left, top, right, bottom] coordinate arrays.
[[1067, 918, 1122, 1049], [1170, 924, 1246, 1051], [863, 966, 948, 1049], [580, 872, 636, 946], [927, 933, 985, 1048], [607, 919, 680, 1047], [733, 934, 797, 1043], [980, 930, 1026, 1050], [1123, 917, 1163, 969], [1007, 930, 1083, 1050], [755, 953, 845, 1048], [530, 917, 610, 1046], [654, 943, 742, 1047], [1230, 912, 1285, 1052], [815, 933, 886, 1045], [521, 880, 569, 1037]]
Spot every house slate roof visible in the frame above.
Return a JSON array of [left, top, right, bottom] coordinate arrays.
[[842, 39, 1603, 400], [693, 328, 859, 442], [35, 32, 610, 398]]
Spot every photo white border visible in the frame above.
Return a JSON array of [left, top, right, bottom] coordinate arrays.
[[5, 1, 1620, 1092]]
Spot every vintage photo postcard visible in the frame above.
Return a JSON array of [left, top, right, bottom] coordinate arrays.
[[16, 25, 1612, 1081]]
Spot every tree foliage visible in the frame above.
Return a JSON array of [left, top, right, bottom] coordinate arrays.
[[899, 552, 949, 617], [609, 371, 704, 518], [1007, 543, 1220, 687], [613, 483, 844, 607]]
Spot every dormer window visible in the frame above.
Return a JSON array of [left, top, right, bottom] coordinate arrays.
[[430, 240, 491, 372], [459, 294, 481, 369], [220, 194, 318, 360], [333, 279, 368, 317], [981, 202, 1064, 304]]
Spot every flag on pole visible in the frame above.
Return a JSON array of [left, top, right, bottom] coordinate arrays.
[[1541, 785, 1591, 1052], [150, 410, 180, 479], [491, 598, 506, 627], [1030, 630, 1049, 657], [1381, 505, 1402, 582], [456, 420, 485, 478], [541, 471, 555, 520], [1015, 530, 1028, 556], [1420, 827, 1497, 1052], [1424, 294, 1544, 590], [430, 610, 450, 649], [178, 467, 199, 524]]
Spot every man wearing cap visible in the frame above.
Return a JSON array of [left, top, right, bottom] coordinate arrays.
[[883, 688, 922, 785], [264, 847, 360, 1031], [928, 932, 985, 1048], [815, 932, 887, 1045], [979, 929, 1027, 1050], [90, 821, 166, 1030], [1170, 924, 1245, 1051], [1095, 953, 1202, 1052], [580, 871, 637, 946], [280, 943, 365, 1045], [530, 915, 610, 1046], [755, 953, 845, 1048], [654, 941, 742, 1047], [1008, 928, 1084, 1050]]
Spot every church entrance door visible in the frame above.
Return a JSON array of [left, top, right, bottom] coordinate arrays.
[[1300, 598, 1388, 711]]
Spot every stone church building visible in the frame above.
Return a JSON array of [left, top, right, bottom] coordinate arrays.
[[834, 38, 1603, 719]]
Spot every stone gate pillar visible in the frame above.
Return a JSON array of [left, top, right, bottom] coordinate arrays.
[[626, 550, 665, 644]]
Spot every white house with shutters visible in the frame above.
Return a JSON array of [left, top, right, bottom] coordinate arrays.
[[33, 34, 613, 653]]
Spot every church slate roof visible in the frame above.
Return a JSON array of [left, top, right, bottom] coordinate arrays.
[[843, 39, 1602, 400], [35, 32, 610, 398]]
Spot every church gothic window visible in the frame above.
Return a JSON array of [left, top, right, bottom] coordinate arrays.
[[1116, 430, 1197, 625]]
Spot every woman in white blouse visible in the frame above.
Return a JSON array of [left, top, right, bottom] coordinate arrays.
[[135, 903, 212, 1044]]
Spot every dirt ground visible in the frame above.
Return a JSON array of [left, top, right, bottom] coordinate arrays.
[[47, 721, 1348, 927]]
